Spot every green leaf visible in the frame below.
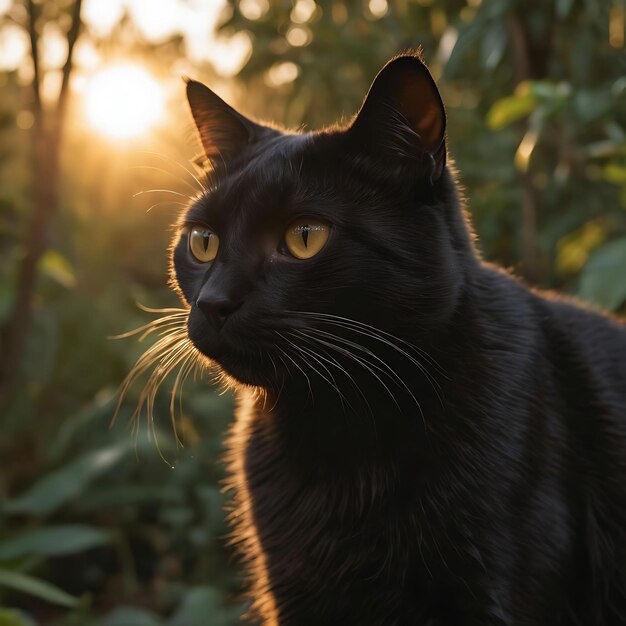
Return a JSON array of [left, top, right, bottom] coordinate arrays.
[[556, 220, 606, 275], [4, 444, 129, 516], [578, 238, 626, 310], [40, 249, 76, 288], [487, 90, 536, 130], [603, 162, 626, 185], [168, 587, 242, 626], [0, 609, 37, 626], [528, 81, 570, 100], [556, 0, 575, 17], [574, 89, 612, 123], [47, 391, 117, 463], [0, 525, 112, 561], [75, 485, 180, 513], [99, 607, 164, 626], [0, 568, 78, 607], [481, 24, 506, 70], [444, 19, 483, 78]]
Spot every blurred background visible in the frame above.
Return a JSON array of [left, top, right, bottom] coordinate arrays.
[[0, 0, 624, 624]]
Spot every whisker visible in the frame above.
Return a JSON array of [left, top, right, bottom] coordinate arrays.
[[108, 313, 188, 340], [133, 189, 194, 201], [320, 318, 442, 384], [275, 344, 313, 402], [111, 302, 205, 462], [122, 335, 187, 410], [127, 165, 200, 193], [135, 338, 192, 434], [266, 354, 286, 413], [289, 310, 445, 407], [146, 200, 189, 214], [288, 329, 374, 418], [301, 326, 426, 421], [136, 304, 189, 315], [295, 328, 405, 414], [291, 310, 447, 376], [278, 331, 349, 410], [132, 150, 206, 191], [169, 347, 198, 447]]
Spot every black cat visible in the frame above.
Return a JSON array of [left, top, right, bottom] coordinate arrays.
[[169, 54, 626, 625]]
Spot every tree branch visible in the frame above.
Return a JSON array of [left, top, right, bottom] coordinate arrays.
[[56, 0, 83, 122], [26, 0, 41, 115], [506, 10, 554, 284]]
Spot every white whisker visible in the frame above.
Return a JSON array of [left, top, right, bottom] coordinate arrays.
[[278, 331, 349, 410], [146, 200, 189, 213], [291, 310, 447, 376], [132, 150, 206, 191], [288, 330, 375, 416], [275, 344, 313, 402], [128, 165, 200, 193], [133, 189, 194, 201], [300, 327, 425, 422], [297, 329, 404, 414], [289, 310, 445, 407]]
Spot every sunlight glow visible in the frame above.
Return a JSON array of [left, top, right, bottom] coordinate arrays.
[[240, 0, 269, 20], [266, 61, 300, 87], [82, 0, 125, 37], [84, 65, 165, 140], [0, 24, 29, 71], [368, 0, 388, 19], [291, 0, 317, 23]]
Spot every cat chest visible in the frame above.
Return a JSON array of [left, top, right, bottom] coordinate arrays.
[[246, 483, 436, 623], [239, 438, 480, 624]]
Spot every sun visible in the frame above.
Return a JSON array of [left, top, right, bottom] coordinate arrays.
[[84, 65, 165, 140]]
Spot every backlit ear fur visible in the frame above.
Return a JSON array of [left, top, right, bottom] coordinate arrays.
[[186, 79, 270, 170], [350, 53, 447, 183]]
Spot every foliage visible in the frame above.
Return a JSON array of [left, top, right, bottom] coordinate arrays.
[[0, 0, 625, 624]]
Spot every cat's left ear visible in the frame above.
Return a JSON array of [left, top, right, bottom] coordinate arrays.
[[349, 54, 446, 182], [186, 79, 272, 169]]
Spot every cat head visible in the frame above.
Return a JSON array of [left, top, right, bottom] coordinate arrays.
[[171, 53, 473, 390]]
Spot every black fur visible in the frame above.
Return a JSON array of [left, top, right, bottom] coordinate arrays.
[[172, 54, 626, 625]]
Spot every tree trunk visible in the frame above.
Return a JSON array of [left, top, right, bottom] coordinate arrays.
[[507, 7, 554, 284], [0, 0, 83, 406]]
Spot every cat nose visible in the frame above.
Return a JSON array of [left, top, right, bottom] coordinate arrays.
[[195, 294, 242, 330]]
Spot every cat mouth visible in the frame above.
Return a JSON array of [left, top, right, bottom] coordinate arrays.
[[205, 342, 290, 390], [212, 350, 278, 388], [187, 311, 284, 389]]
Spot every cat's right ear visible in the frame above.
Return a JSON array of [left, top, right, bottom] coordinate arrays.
[[186, 79, 269, 169], [348, 54, 447, 183]]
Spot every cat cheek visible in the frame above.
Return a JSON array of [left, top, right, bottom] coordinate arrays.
[[171, 248, 207, 307]]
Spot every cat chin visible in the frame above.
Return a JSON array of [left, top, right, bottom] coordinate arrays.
[[190, 334, 280, 390], [208, 354, 271, 389], [215, 363, 273, 390]]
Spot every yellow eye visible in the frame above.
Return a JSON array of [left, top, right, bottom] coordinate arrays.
[[189, 226, 219, 262], [284, 218, 330, 260]]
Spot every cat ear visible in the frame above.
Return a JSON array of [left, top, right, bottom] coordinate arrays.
[[186, 79, 268, 169], [349, 54, 446, 182]]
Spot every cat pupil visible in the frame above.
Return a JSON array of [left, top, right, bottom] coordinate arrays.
[[202, 232, 210, 252], [301, 225, 309, 248]]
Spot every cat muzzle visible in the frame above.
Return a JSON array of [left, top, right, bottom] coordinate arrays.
[[195, 295, 242, 331]]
